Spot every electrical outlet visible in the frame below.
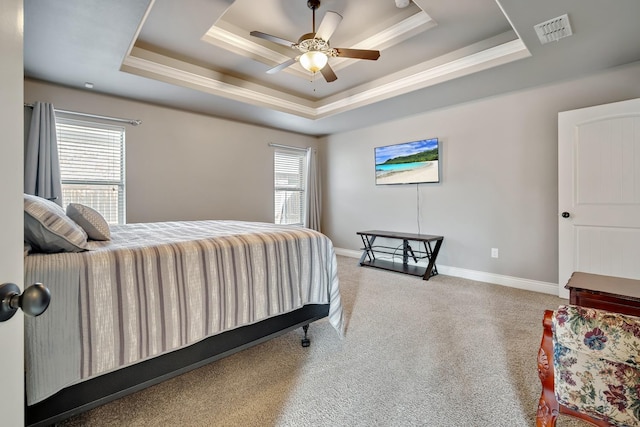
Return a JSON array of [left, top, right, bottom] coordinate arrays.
[[491, 248, 499, 258]]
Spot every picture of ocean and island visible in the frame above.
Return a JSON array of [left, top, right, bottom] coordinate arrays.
[[375, 138, 440, 185]]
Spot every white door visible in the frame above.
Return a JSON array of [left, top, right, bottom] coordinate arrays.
[[559, 98, 640, 298], [0, 0, 25, 425]]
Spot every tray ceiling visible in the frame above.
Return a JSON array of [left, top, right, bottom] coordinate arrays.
[[23, 0, 640, 135], [123, 0, 526, 119]]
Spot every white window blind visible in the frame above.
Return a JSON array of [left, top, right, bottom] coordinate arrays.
[[56, 118, 126, 224], [274, 149, 307, 226]]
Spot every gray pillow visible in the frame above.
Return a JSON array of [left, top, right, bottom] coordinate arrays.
[[23, 194, 88, 253], [66, 203, 111, 241]]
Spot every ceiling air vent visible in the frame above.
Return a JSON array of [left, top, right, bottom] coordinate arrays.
[[534, 14, 572, 44]]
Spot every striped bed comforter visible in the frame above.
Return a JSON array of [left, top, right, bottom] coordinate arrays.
[[24, 220, 344, 405]]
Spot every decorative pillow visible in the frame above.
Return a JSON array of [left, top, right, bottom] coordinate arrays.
[[552, 305, 640, 426], [553, 305, 640, 367], [23, 194, 88, 253], [66, 203, 111, 241]]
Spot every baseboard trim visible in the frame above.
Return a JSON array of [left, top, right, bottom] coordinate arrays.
[[334, 247, 559, 296]]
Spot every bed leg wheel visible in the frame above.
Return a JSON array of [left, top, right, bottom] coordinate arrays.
[[301, 324, 310, 347]]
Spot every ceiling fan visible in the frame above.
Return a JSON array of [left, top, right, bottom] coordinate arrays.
[[250, 0, 381, 82]]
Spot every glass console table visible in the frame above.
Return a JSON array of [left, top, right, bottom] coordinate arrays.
[[356, 230, 444, 280]]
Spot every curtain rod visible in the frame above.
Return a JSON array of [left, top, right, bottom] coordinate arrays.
[[24, 103, 142, 126], [268, 143, 308, 152]]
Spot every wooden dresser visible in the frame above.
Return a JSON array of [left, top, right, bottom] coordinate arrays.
[[565, 272, 640, 317]]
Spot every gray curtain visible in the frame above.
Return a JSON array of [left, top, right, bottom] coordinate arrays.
[[24, 102, 62, 205], [305, 147, 321, 231]]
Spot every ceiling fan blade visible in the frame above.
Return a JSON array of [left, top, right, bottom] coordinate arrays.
[[250, 31, 295, 48], [266, 58, 298, 74], [320, 63, 338, 82], [335, 48, 380, 60], [315, 11, 343, 41]]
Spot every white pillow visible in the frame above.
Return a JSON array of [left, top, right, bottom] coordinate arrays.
[[23, 194, 88, 253], [66, 203, 111, 241]]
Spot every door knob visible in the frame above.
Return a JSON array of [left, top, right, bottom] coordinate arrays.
[[0, 283, 51, 322], [561, 212, 570, 218]]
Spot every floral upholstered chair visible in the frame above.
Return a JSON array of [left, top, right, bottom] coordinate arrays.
[[536, 305, 640, 427]]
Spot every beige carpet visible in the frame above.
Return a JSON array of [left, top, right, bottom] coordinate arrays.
[[60, 256, 591, 426]]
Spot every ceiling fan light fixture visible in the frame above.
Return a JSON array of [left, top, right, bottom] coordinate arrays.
[[299, 50, 328, 73], [250, 0, 379, 82]]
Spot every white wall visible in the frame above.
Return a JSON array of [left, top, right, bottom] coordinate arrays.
[[320, 62, 640, 285], [24, 79, 317, 224]]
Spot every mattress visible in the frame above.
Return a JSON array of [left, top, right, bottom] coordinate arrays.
[[24, 220, 344, 405]]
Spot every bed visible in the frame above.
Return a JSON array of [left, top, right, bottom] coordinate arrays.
[[22, 196, 344, 426]]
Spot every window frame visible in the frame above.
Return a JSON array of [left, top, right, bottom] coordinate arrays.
[[273, 148, 308, 226], [56, 117, 126, 224]]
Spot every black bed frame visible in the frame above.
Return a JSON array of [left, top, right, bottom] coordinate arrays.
[[25, 304, 330, 427]]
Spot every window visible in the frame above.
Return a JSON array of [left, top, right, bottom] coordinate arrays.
[[274, 149, 307, 226], [56, 118, 126, 224]]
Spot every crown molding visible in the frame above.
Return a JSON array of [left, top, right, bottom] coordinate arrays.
[[315, 38, 530, 117], [121, 0, 529, 120], [331, 11, 437, 71], [203, 26, 290, 64], [121, 48, 317, 118], [122, 37, 529, 120], [352, 11, 436, 50]]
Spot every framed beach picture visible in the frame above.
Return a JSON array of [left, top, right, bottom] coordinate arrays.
[[374, 138, 440, 185]]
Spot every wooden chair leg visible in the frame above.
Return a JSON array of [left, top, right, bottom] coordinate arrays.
[[536, 310, 559, 427]]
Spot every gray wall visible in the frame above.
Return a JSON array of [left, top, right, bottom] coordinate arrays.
[[320, 62, 640, 284], [24, 79, 317, 224], [24, 62, 640, 285]]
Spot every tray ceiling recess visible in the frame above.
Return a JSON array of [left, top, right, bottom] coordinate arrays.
[[121, 0, 530, 120]]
